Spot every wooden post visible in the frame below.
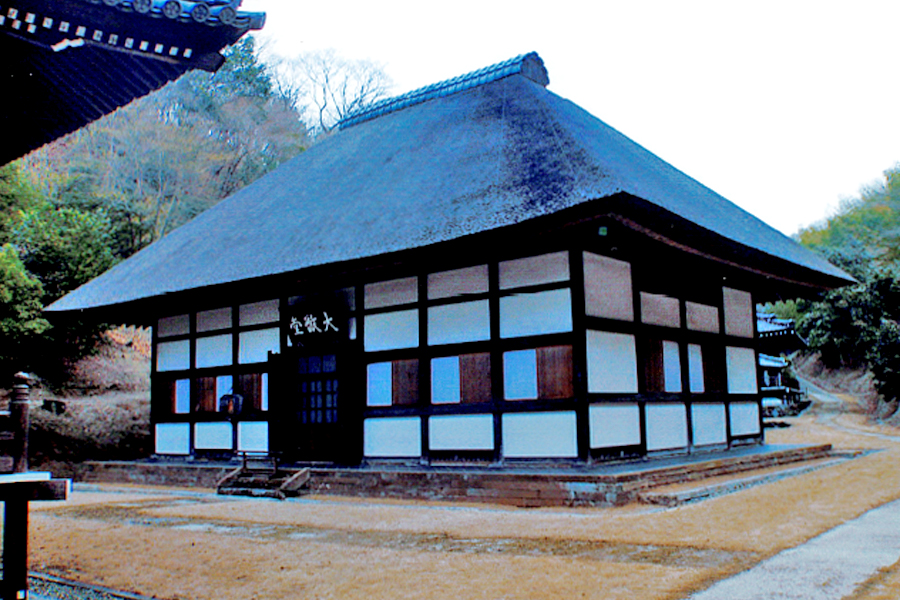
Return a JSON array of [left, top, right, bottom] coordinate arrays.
[[2, 492, 28, 600], [11, 373, 30, 473]]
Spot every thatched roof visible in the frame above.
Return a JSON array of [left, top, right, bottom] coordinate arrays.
[[48, 52, 851, 315]]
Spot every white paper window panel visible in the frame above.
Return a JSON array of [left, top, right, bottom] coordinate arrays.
[[239, 327, 280, 364], [723, 287, 754, 338], [156, 340, 190, 372], [730, 402, 761, 436], [364, 276, 418, 309], [588, 403, 641, 448], [155, 423, 190, 455], [586, 330, 639, 393], [431, 356, 461, 404], [366, 362, 393, 407], [363, 417, 422, 457], [364, 310, 419, 352], [499, 251, 570, 290], [427, 265, 489, 299], [239, 300, 279, 327], [663, 340, 683, 393], [174, 379, 191, 414], [427, 300, 490, 346], [197, 307, 232, 332], [216, 375, 233, 400], [686, 302, 720, 333], [499, 288, 572, 338], [688, 344, 705, 393], [583, 252, 634, 321], [503, 349, 537, 400], [640, 293, 681, 328], [195, 334, 233, 368], [726, 346, 758, 394], [157, 314, 189, 338], [429, 414, 494, 450], [194, 422, 234, 450], [502, 412, 578, 458], [645, 403, 689, 451], [691, 403, 727, 446], [261, 373, 269, 411], [237, 421, 269, 453]]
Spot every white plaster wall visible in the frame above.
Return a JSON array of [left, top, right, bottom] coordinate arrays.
[[157, 314, 189, 338], [196, 334, 233, 368], [174, 379, 191, 414], [640, 293, 681, 328], [364, 417, 422, 457], [499, 251, 569, 289], [723, 287, 754, 338], [429, 414, 494, 451], [156, 340, 190, 372], [365, 277, 418, 309], [239, 327, 279, 364], [588, 403, 641, 448], [663, 340, 682, 392], [502, 411, 578, 458], [583, 252, 634, 321], [239, 300, 279, 326], [691, 403, 727, 446], [646, 403, 688, 451], [726, 346, 759, 393], [194, 422, 233, 450], [431, 356, 461, 404], [237, 422, 269, 453], [364, 309, 419, 351], [427, 265, 489, 299], [155, 423, 190, 455], [688, 344, 705, 393], [686, 302, 720, 333], [366, 362, 393, 406], [428, 300, 490, 345], [499, 289, 572, 338], [586, 330, 639, 393], [730, 402, 761, 436], [197, 307, 232, 332], [503, 349, 538, 400]]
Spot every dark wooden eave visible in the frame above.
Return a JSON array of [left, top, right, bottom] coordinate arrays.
[[1, 0, 264, 165]]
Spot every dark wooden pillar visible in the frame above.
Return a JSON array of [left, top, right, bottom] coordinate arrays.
[[11, 373, 30, 473], [2, 492, 29, 600]]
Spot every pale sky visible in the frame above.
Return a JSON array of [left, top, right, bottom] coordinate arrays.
[[242, 0, 900, 236]]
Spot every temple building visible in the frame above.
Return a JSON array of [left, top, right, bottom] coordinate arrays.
[[48, 53, 852, 465]]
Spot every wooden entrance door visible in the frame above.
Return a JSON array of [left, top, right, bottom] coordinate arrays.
[[270, 348, 361, 464]]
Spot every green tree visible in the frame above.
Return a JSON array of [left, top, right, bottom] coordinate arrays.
[[0, 244, 50, 371]]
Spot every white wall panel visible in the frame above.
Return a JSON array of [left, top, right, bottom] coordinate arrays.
[[730, 402, 761, 436], [427, 265, 489, 299], [503, 349, 537, 400], [194, 422, 233, 450], [237, 422, 269, 453], [688, 344, 705, 393], [366, 362, 393, 406], [646, 403, 688, 451], [429, 414, 494, 450], [723, 287, 754, 338], [691, 403, 727, 446], [197, 307, 232, 332], [583, 252, 634, 321], [157, 340, 190, 372], [157, 314, 189, 338], [589, 403, 641, 448], [239, 327, 279, 364], [431, 356, 461, 404], [663, 340, 683, 392], [726, 346, 759, 393], [640, 293, 681, 328], [428, 300, 490, 345], [499, 251, 569, 289], [586, 331, 638, 393], [196, 334, 233, 368], [502, 412, 578, 458], [239, 300, 279, 326], [686, 302, 720, 333], [174, 379, 191, 414], [499, 289, 572, 338], [364, 310, 419, 352], [364, 417, 422, 457], [365, 277, 418, 309], [155, 423, 190, 455]]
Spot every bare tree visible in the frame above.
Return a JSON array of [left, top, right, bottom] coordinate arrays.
[[273, 49, 393, 135]]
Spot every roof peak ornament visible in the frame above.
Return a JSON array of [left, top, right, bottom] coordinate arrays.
[[338, 52, 549, 130]]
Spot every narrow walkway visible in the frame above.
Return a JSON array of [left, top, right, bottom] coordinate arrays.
[[688, 492, 900, 599]]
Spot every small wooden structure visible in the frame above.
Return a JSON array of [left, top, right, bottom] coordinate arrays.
[[0, 375, 69, 600]]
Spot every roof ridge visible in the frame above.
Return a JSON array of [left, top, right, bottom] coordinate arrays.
[[338, 51, 549, 130]]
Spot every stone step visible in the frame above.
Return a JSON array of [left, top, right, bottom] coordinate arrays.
[[218, 486, 286, 500]]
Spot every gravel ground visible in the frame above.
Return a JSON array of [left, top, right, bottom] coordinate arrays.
[[29, 574, 155, 600]]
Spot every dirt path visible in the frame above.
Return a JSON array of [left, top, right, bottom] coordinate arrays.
[[28, 390, 900, 600]]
